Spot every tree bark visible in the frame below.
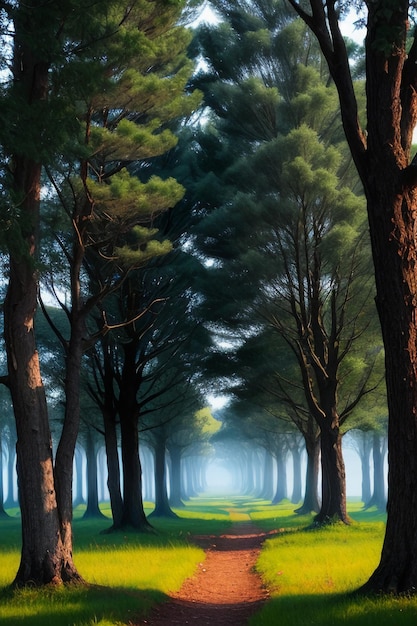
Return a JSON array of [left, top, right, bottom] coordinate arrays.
[[119, 410, 151, 530], [103, 407, 123, 528], [315, 426, 348, 524], [360, 12, 417, 586], [4, 177, 79, 584], [4, 9, 82, 582]]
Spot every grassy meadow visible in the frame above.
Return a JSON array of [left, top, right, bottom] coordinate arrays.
[[0, 498, 417, 625]]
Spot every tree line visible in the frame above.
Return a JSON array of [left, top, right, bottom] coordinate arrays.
[[0, 0, 417, 596]]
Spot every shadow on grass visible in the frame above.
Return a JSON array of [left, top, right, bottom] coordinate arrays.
[[0, 583, 167, 626], [250, 592, 417, 626]]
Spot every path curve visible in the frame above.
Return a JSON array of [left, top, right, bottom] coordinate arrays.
[[137, 522, 275, 626]]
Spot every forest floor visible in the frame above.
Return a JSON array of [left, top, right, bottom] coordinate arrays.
[[137, 521, 277, 626]]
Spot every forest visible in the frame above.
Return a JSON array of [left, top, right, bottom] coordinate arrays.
[[2, 0, 417, 619]]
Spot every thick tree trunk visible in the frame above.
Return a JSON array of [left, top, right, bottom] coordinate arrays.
[[359, 46, 417, 587], [119, 411, 151, 530], [315, 425, 348, 524], [4, 18, 82, 580], [360, 186, 417, 590], [4, 185, 78, 585], [116, 339, 152, 531]]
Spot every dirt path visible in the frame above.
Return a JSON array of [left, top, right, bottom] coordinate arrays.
[[137, 521, 274, 626]]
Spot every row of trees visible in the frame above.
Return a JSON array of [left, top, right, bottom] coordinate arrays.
[[0, 416, 387, 518], [1, 0, 417, 596], [187, 0, 386, 526]]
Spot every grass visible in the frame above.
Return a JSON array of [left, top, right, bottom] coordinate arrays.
[[2, 498, 417, 625], [249, 501, 417, 626], [0, 503, 211, 626]]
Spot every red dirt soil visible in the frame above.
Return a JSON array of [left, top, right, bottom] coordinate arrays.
[[136, 522, 276, 626]]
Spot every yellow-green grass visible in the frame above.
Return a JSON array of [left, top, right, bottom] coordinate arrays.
[[0, 498, 239, 625], [251, 506, 417, 626], [0, 509, 205, 626], [3, 498, 415, 626]]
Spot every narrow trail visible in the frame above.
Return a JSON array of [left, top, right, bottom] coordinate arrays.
[[138, 519, 276, 626]]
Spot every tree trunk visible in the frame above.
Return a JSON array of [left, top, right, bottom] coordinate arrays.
[[116, 338, 152, 531], [99, 340, 123, 528], [54, 320, 85, 574], [149, 438, 177, 518], [119, 410, 151, 530], [5, 190, 79, 584], [261, 450, 274, 500], [272, 450, 288, 504], [290, 443, 303, 504], [82, 430, 105, 519], [372, 433, 387, 510], [73, 446, 85, 508], [141, 446, 154, 502], [357, 432, 372, 506], [315, 425, 348, 524], [168, 445, 184, 508], [365, 432, 386, 511], [4, 12, 82, 582], [103, 410, 123, 528], [295, 435, 320, 514]]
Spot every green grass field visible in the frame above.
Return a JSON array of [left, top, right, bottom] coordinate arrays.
[[1, 498, 417, 625]]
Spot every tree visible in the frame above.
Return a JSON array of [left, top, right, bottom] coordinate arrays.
[[0, 0, 199, 586], [192, 1, 381, 523], [286, 0, 417, 594]]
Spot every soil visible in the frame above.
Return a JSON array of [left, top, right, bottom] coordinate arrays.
[[136, 522, 277, 626]]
